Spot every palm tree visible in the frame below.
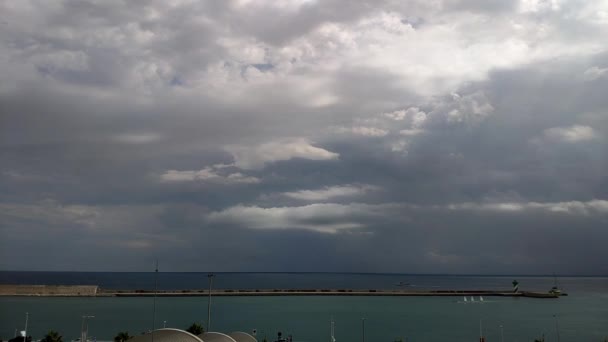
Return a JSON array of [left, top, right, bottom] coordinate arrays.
[[185, 323, 204, 335], [114, 331, 132, 342], [41, 330, 63, 342]]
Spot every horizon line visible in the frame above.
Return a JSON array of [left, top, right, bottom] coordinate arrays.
[[1, 270, 607, 277]]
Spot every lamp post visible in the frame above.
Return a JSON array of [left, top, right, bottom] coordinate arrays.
[[24, 312, 29, 342], [553, 315, 561, 342], [152, 260, 159, 332], [500, 325, 504, 342], [361, 318, 366, 342], [207, 273, 214, 332], [81, 315, 94, 342]]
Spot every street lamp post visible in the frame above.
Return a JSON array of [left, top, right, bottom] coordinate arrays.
[[500, 325, 504, 342], [152, 260, 159, 333], [207, 273, 214, 332], [554, 315, 561, 342], [361, 318, 366, 342], [81, 315, 94, 342], [24, 312, 29, 342]]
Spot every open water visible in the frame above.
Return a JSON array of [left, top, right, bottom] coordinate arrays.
[[1, 272, 607, 342]]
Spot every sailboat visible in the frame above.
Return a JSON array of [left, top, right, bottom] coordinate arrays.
[[479, 296, 484, 302], [463, 296, 468, 303], [470, 296, 475, 302], [550, 273, 562, 296]]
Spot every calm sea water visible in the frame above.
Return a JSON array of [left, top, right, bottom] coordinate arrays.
[[1, 272, 607, 342]]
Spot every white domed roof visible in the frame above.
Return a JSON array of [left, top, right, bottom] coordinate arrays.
[[199, 332, 237, 342], [130, 329, 205, 342], [227, 332, 257, 342]]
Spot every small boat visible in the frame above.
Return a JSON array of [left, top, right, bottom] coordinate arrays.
[[479, 296, 484, 302], [549, 273, 563, 296], [395, 281, 411, 287], [463, 296, 468, 302], [470, 296, 475, 302]]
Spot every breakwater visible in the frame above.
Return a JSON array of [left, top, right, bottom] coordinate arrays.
[[0, 284, 98, 296], [0, 285, 562, 298]]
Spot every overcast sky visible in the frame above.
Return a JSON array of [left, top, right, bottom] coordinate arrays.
[[1, 0, 607, 274]]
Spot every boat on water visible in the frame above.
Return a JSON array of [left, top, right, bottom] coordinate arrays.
[[395, 281, 411, 287], [461, 296, 485, 304], [549, 273, 567, 296]]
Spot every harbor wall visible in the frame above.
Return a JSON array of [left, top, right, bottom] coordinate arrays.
[[0, 285, 561, 298], [0, 284, 98, 296]]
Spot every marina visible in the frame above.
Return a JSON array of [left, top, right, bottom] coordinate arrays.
[[1, 291, 605, 342], [1, 273, 605, 341]]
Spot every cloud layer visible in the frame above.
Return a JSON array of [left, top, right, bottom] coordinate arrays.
[[1, 0, 608, 273]]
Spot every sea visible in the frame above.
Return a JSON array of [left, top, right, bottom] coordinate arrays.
[[1, 272, 607, 342]]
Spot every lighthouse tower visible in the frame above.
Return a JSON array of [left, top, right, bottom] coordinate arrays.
[[512, 280, 519, 293]]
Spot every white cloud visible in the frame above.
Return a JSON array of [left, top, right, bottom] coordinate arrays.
[[442, 91, 495, 124], [335, 126, 388, 137], [3, 0, 608, 102], [31, 50, 89, 73], [233, 0, 318, 12], [206, 202, 399, 233], [113, 133, 162, 144], [208, 198, 608, 235], [161, 165, 260, 184], [519, 0, 561, 13], [391, 139, 409, 153], [543, 125, 596, 143], [399, 129, 425, 136], [447, 199, 608, 215], [227, 138, 339, 170], [384, 107, 427, 128], [207, 203, 364, 233], [583, 66, 608, 81], [283, 184, 378, 201]]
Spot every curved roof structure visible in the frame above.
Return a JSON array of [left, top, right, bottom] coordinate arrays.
[[199, 332, 237, 342], [130, 329, 204, 342], [227, 332, 257, 342]]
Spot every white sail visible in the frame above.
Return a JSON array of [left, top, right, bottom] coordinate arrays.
[[470, 296, 475, 302], [479, 296, 484, 301], [464, 296, 467, 302]]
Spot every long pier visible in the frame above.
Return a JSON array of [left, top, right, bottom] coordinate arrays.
[[0, 285, 564, 298], [109, 289, 561, 298]]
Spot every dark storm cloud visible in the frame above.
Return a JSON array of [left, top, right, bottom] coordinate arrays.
[[1, 0, 608, 273]]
